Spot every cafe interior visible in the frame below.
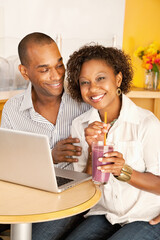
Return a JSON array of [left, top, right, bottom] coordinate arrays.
[[0, 0, 160, 239]]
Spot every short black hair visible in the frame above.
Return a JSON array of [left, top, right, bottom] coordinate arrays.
[[18, 32, 55, 66], [67, 44, 134, 102]]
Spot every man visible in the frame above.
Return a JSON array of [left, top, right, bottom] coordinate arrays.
[[1, 32, 90, 240], [1, 32, 90, 167]]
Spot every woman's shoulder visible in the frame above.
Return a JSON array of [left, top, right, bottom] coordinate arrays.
[[72, 107, 94, 125], [133, 103, 160, 136], [136, 104, 159, 124], [123, 94, 159, 124]]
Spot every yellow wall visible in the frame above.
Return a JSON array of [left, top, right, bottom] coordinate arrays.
[[122, 0, 160, 88]]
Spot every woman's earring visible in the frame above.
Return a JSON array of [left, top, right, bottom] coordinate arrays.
[[116, 87, 122, 96]]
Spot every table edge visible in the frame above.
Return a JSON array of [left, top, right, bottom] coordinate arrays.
[[0, 185, 101, 224]]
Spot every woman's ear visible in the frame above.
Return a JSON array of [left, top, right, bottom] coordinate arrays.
[[116, 72, 122, 87], [18, 64, 29, 81]]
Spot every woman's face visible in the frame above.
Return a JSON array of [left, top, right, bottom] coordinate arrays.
[[79, 59, 122, 113]]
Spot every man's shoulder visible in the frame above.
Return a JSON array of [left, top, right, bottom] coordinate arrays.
[[3, 92, 25, 111], [63, 91, 91, 110]]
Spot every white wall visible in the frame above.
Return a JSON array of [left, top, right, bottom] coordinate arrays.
[[0, 0, 125, 90], [0, 0, 125, 63]]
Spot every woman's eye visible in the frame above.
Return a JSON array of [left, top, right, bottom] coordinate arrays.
[[97, 76, 105, 81], [80, 81, 89, 86]]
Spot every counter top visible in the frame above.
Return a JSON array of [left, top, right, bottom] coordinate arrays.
[[0, 89, 24, 101], [127, 87, 160, 98], [0, 87, 160, 101], [1, 86, 160, 122]]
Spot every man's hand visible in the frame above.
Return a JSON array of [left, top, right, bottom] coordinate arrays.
[[149, 214, 160, 225], [52, 137, 82, 164]]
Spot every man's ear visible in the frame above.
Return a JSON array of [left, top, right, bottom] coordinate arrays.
[[116, 72, 122, 87], [18, 64, 29, 81]]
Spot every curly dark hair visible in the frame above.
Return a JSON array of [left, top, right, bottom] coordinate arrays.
[[67, 44, 134, 102]]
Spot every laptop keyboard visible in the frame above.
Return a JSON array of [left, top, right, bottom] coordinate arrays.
[[56, 176, 74, 187]]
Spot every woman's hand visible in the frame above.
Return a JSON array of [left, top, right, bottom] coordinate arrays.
[[85, 121, 110, 146], [149, 214, 160, 225], [97, 151, 125, 176], [84, 121, 124, 176]]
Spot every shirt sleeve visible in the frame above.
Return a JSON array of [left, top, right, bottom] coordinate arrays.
[[139, 114, 160, 175], [71, 118, 88, 172]]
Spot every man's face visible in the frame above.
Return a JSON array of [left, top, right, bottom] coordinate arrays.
[[20, 42, 65, 98]]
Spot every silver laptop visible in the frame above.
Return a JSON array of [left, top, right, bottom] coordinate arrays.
[[0, 128, 91, 193]]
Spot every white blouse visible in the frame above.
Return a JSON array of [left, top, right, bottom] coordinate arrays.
[[71, 94, 160, 225]]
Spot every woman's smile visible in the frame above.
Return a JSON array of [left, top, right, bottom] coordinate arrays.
[[90, 93, 106, 102]]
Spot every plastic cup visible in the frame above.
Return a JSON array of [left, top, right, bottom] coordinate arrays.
[[92, 141, 114, 184]]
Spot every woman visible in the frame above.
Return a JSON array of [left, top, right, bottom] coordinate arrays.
[[65, 45, 160, 240]]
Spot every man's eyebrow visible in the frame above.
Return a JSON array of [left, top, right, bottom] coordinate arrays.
[[36, 57, 63, 69], [36, 64, 49, 69], [58, 57, 63, 62]]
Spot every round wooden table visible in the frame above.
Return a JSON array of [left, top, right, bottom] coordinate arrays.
[[0, 180, 101, 240]]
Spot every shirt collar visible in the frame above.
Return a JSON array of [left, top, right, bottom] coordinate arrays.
[[19, 82, 33, 112], [119, 94, 140, 124], [61, 91, 68, 104], [81, 94, 141, 125], [82, 107, 101, 124], [20, 83, 66, 112]]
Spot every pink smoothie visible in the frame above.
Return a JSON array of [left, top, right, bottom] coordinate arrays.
[[92, 143, 114, 184]]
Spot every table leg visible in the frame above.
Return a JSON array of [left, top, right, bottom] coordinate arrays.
[[11, 223, 32, 240]]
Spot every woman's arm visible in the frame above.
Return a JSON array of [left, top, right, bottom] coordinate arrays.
[[129, 115, 160, 195], [97, 150, 160, 195], [85, 119, 160, 195], [128, 171, 160, 195]]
